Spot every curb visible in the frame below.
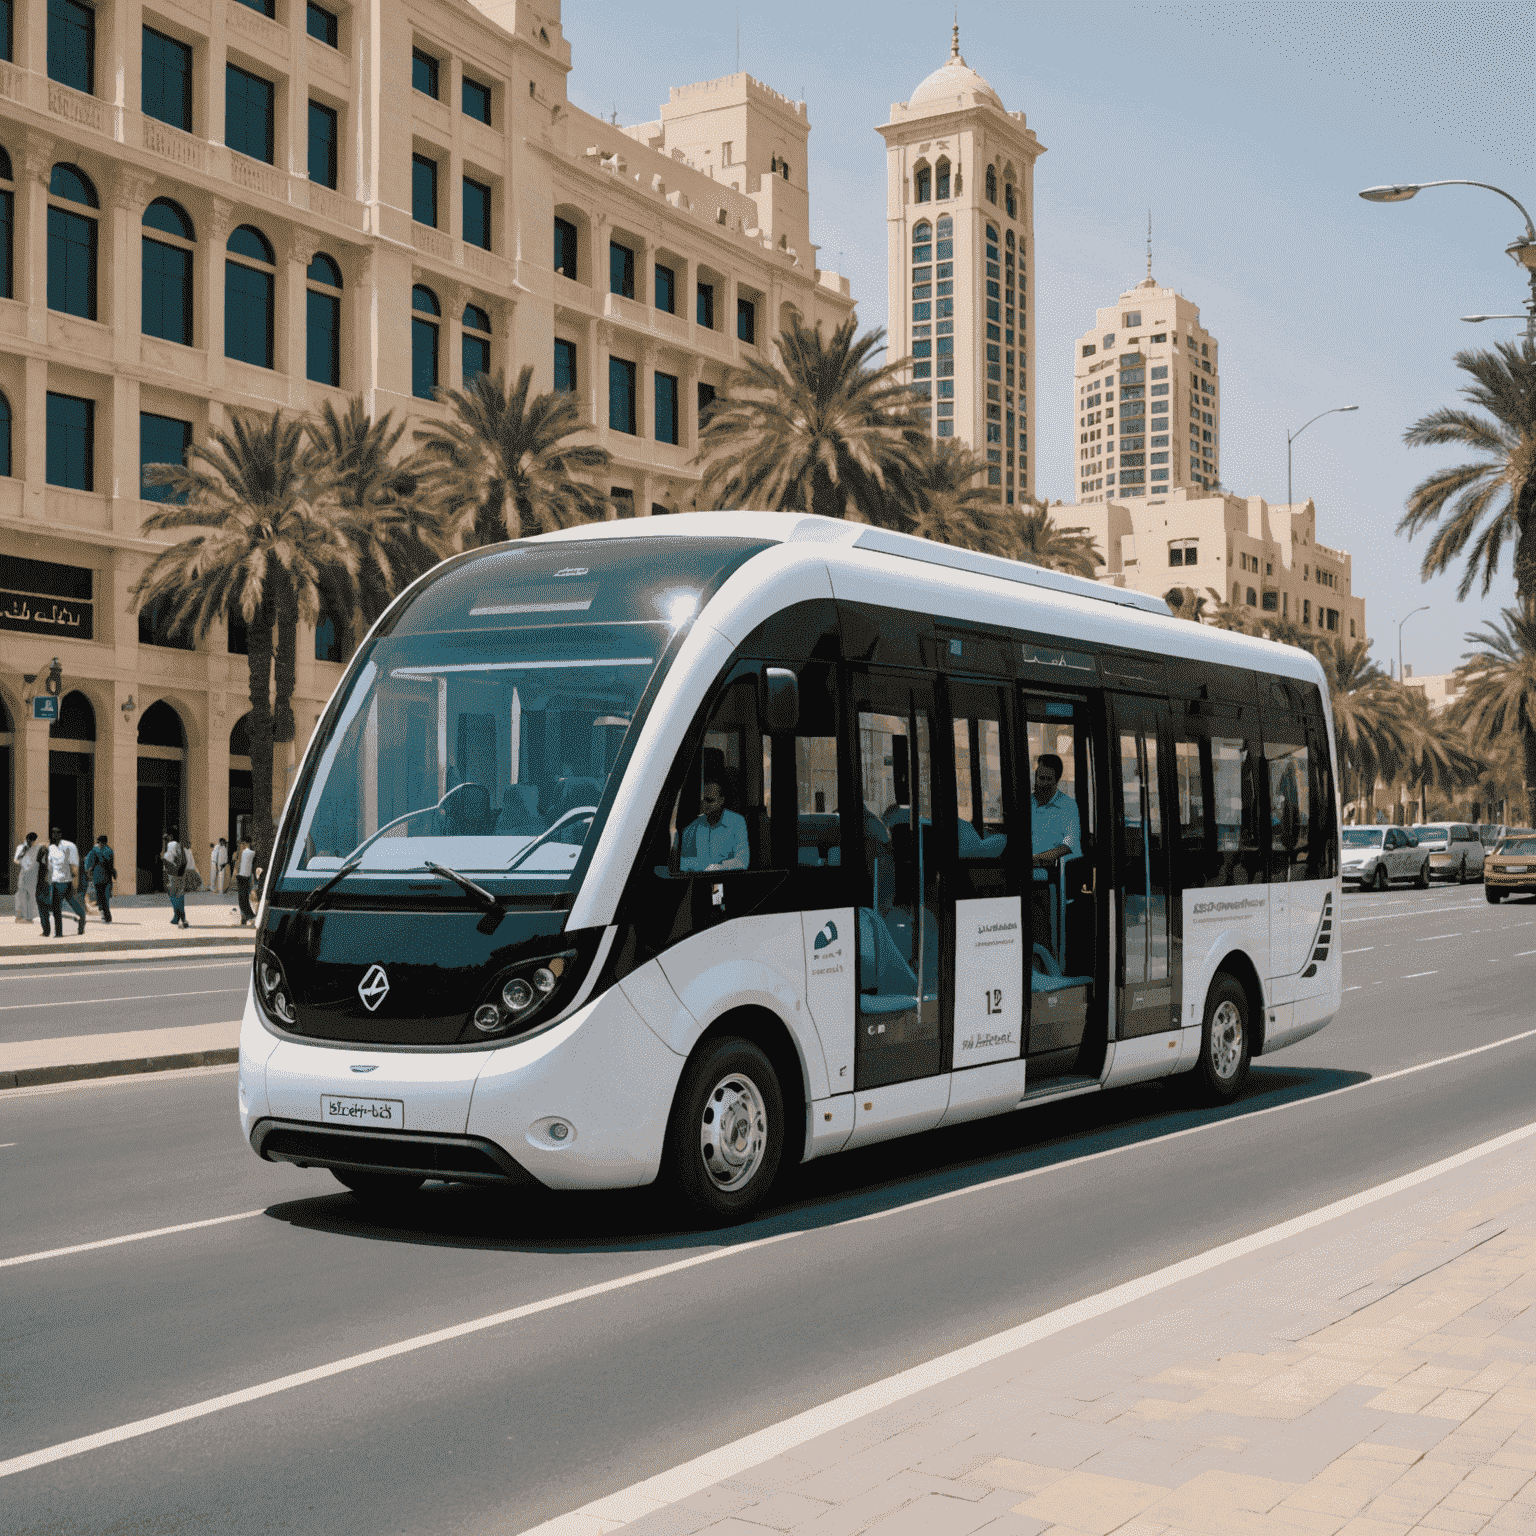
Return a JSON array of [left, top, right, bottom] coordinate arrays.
[[1, 935, 256, 958], [0, 1047, 240, 1091]]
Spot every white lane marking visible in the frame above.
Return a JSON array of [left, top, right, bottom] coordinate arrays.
[[0, 1210, 265, 1270], [520, 1117, 1536, 1536], [1344, 985, 1362, 992], [0, 988, 242, 1012], [1517, 950, 1536, 957], [1347, 904, 1487, 924], [1416, 934, 1461, 943], [8, 1023, 1536, 1475], [1343, 947, 1375, 955], [1402, 971, 1439, 979], [0, 1064, 237, 1100], [0, 1142, 16, 1148], [0, 1233, 799, 1481], [1, 961, 250, 982]]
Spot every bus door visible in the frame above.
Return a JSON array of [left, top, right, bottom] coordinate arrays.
[[851, 670, 942, 1090], [1019, 690, 1105, 1077], [1113, 695, 1175, 1038], [944, 680, 1026, 1076]]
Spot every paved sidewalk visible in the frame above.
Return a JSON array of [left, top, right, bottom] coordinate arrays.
[[535, 1139, 1536, 1536], [0, 889, 257, 960], [0, 1019, 242, 1088]]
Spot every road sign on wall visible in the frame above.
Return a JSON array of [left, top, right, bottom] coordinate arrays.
[[32, 695, 58, 721]]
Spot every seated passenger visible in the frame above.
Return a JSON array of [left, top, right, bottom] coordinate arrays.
[[495, 784, 544, 835], [678, 779, 751, 872], [1030, 753, 1080, 948]]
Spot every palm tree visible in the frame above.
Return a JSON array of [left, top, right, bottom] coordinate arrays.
[[906, 438, 1009, 553], [1454, 606, 1536, 825], [133, 410, 363, 863], [309, 397, 446, 632], [415, 367, 610, 549], [1316, 639, 1411, 811], [1162, 586, 1211, 622], [694, 315, 925, 526], [1013, 503, 1103, 578], [1397, 688, 1483, 823], [1399, 340, 1536, 605]]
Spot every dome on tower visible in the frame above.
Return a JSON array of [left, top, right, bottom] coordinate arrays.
[[907, 26, 1004, 113]]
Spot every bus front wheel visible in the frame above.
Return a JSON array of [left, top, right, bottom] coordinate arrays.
[[1192, 975, 1251, 1103], [666, 1037, 785, 1223]]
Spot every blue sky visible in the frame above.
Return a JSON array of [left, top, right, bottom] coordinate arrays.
[[562, 1, 1535, 678]]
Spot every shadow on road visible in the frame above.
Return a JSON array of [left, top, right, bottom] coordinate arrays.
[[263, 1061, 1369, 1257]]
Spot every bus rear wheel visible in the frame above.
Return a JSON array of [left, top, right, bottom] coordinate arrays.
[[1192, 975, 1251, 1103], [666, 1037, 784, 1223]]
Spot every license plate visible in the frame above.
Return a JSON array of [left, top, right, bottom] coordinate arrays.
[[321, 1094, 404, 1127], [1503, 865, 1528, 874]]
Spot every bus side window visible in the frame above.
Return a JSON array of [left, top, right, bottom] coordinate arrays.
[[665, 673, 768, 875], [788, 664, 841, 870], [1264, 732, 1311, 883]]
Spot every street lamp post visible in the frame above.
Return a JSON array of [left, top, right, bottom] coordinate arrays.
[[1287, 406, 1359, 509], [1359, 180, 1536, 341], [1397, 605, 1430, 683]]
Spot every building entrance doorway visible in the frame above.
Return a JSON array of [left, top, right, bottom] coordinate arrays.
[[48, 691, 97, 851], [136, 701, 187, 893]]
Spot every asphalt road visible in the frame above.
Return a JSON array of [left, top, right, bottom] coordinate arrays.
[[3, 883, 1534, 1535], [0, 957, 251, 1043]]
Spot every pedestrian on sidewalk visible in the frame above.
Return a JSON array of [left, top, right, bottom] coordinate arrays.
[[34, 843, 52, 936], [211, 837, 230, 894], [45, 827, 85, 938], [12, 831, 39, 924], [235, 836, 256, 926], [83, 833, 115, 923], [162, 828, 190, 929]]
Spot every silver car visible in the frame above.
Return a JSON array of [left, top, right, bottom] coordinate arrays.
[[1412, 823, 1486, 884], [1341, 825, 1430, 890]]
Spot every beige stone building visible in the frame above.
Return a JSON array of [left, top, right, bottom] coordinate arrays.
[[877, 27, 1042, 506], [1061, 487, 1366, 643], [1072, 274, 1219, 503], [1403, 671, 1462, 712], [0, 0, 852, 893]]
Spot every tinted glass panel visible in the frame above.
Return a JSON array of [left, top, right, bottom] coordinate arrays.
[[0, 392, 10, 476], [554, 216, 576, 279], [412, 155, 437, 227], [462, 176, 490, 249], [608, 356, 635, 434], [142, 26, 192, 131], [227, 224, 272, 262], [412, 49, 437, 98], [696, 282, 713, 329], [226, 64, 274, 163], [46, 392, 93, 490], [306, 2, 338, 45], [654, 263, 674, 314], [233, 0, 275, 15], [462, 331, 490, 383], [737, 296, 755, 343], [306, 287, 340, 385], [0, 0, 12, 63], [47, 205, 96, 318], [462, 77, 491, 123], [412, 315, 438, 398], [142, 237, 192, 344], [48, 0, 93, 92], [654, 370, 678, 445], [308, 101, 338, 189], [553, 337, 576, 393], [225, 261, 274, 367], [0, 189, 13, 301], [139, 412, 191, 502], [609, 241, 633, 298]]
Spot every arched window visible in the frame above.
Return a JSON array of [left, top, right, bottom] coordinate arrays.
[[48, 164, 98, 319], [142, 198, 194, 346], [935, 158, 950, 200], [1005, 183, 1017, 219], [985, 165, 997, 204], [225, 225, 274, 368], [914, 164, 931, 203], [306, 252, 342, 386], [910, 209, 933, 424], [936, 215, 953, 260], [911, 221, 932, 261], [0, 391, 10, 477], [136, 700, 186, 747], [1006, 229, 1015, 250], [411, 284, 439, 399], [462, 302, 491, 383], [52, 689, 96, 740], [0, 146, 13, 301]]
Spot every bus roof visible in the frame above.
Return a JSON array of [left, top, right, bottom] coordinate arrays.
[[535, 512, 1173, 617]]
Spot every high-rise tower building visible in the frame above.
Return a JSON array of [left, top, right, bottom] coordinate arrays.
[[1071, 266, 1220, 504], [878, 28, 1044, 505]]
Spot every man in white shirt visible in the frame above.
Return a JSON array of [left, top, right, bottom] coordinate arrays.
[[44, 827, 85, 938], [211, 837, 230, 893], [12, 831, 39, 923], [1031, 754, 1080, 951], [678, 780, 751, 873], [235, 836, 257, 925]]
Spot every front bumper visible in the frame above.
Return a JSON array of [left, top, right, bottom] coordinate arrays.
[[1342, 861, 1378, 883]]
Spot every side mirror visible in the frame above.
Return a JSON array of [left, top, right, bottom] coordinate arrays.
[[1408, 834, 1419, 847], [763, 667, 800, 733]]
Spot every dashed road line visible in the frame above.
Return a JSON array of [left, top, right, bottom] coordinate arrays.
[[0, 1210, 265, 1271], [0, 988, 242, 1012], [1402, 970, 1439, 979]]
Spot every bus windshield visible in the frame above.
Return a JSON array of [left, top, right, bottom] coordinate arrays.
[[284, 621, 669, 891]]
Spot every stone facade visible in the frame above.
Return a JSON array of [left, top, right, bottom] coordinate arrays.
[[0, 0, 853, 890]]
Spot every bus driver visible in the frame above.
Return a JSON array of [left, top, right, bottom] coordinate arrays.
[[679, 780, 751, 873], [1031, 753, 1080, 948]]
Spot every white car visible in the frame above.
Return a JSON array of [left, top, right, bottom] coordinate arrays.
[[1411, 823, 1486, 884], [1341, 826, 1430, 890]]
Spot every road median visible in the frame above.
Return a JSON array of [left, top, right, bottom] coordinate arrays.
[[0, 1020, 242, 1090]]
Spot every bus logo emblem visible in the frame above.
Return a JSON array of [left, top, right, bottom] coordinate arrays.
[[358, 965, 390, 1012], [814, 920, 838, 951]]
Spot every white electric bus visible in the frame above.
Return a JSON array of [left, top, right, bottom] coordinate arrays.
[[238, 514, 1341, 1220]]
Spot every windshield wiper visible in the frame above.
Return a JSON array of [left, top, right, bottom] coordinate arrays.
[[423, 861, 498, 910], [296, 856, 363, 917]]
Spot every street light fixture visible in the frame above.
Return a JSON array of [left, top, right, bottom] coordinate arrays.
[[1359, 180, 1536, 340], [1287, 406, 1359, 509], [1397, 605, 1430, 683]]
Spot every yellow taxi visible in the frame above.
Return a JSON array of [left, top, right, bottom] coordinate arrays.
[[1485, 830, 1536, 904]]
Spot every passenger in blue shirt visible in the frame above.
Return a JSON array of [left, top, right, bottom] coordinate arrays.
[[679, 779, 751, 873], [1031, 753, 1080, 952], [83, 833, 115, 923]]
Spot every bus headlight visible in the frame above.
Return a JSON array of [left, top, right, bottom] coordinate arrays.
[[502, 977, 535, 1012], [468, 952, 574, 1040], [255, 955, 297, 1027]]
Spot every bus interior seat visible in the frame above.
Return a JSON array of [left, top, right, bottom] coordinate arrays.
[[494, 784, 542, 834], [884, 904, 940, 997], [956, 819, 984, 859], [857, 905, 920, 1012], [441, 782, 493, 836]]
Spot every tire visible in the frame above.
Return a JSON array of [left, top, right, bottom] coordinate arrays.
[[664, 1036, 785, 1223], [1191, 974, 1251, 1103], [1415, 860, 1430, 889], [1486, 886, 1504, 904], [332, 1170, 426, 1206], [1457, 858, 1469, 885], [1374, 864, 1391, 892]]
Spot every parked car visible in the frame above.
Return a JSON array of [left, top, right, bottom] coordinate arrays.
[[1485, 830, 1536, 903], [1479, 824, 1509, 846], [1341, 825, 1430, 890], [1411, 823, 1486, 883]]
